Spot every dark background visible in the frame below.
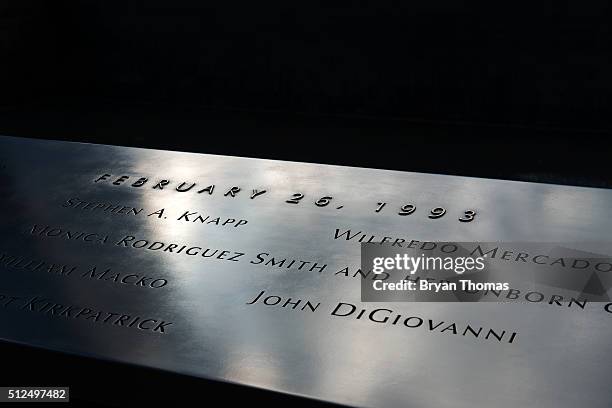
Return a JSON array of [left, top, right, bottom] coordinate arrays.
[[2, 1, 612, 187], [0, 1, 611, 406]]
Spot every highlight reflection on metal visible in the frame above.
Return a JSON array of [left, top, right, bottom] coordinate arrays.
[[1, 135, 612, 408]]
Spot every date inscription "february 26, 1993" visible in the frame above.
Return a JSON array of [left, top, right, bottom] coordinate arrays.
[[93, 173, 478, 223]]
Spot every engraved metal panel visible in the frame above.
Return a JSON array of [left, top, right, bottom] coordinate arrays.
[[1, 135, 612, 407]]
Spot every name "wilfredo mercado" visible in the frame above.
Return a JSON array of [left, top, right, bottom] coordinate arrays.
[[334, 229, 612, 273]]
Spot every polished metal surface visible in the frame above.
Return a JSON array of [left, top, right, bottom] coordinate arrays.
[[1, 135, 612, 407]]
